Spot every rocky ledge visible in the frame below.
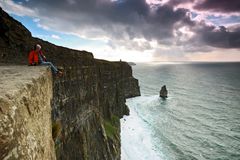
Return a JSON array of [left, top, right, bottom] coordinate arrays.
[[0, 66, 55, 160]]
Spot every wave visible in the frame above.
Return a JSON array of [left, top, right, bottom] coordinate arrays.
[[122, 63, 240, 160], [121, 96, 164, 160]]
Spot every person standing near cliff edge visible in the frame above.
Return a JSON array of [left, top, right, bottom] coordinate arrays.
[[28, 44, 63, 76]]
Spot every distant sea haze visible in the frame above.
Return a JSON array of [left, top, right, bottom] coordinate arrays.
[[121, 62, 240, 160]]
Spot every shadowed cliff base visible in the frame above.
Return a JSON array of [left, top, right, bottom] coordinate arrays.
[[0, 7, 140, 160]]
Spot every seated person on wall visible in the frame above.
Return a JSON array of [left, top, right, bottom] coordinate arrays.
[[28, 44, 63, 76]]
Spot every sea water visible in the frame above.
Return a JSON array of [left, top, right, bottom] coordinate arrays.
[[121, 62, 240, 160]]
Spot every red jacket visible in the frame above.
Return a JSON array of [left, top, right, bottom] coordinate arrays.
[[28, 50, 46, 64]]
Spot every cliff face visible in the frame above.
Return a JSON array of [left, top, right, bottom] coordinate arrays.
[[51, 60, 140, 160], [0, 7, 140, 160], [0, 66, 55, 160]]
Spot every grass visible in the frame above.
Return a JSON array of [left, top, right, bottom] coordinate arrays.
[[104, 115, 120, 140]]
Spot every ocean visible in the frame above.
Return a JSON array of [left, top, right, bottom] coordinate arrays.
[[121, 62, 240, 160]]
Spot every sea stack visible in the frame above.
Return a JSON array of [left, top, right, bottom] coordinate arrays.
[[160, 85, 168, 98]]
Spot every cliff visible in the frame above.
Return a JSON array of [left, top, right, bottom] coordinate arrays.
[[0, 66, 55, 160], [0, 7, 140, 160]]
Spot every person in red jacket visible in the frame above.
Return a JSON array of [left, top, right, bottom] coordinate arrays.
[[28, 44, 63, 76]]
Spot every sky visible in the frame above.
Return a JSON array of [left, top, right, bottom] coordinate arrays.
[[0, 0, 240, 62]]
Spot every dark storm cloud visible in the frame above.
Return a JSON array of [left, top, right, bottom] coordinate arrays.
[[21, 0, 192, 42], [198, 26, 240, 48], [9, 0, 240, 50], [194, 0, 240, 13], [166, 0, 195, 7], [185, 20, 240, 49]]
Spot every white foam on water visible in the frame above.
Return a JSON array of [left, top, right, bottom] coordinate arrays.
[[121, 96, 164, 160]]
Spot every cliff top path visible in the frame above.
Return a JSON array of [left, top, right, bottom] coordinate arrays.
[[0, 65, 49, 98]]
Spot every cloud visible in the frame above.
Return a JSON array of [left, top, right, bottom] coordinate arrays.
[[33, 18, 40, 22], [51, 34, 61, 39], [194, 0, 240, 13], [0, 0, 36, 16], [1, 0, 240, 61], [167, 0, 195, 7], [17, 0, 194, 45], [189, 21, 240, 48]]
